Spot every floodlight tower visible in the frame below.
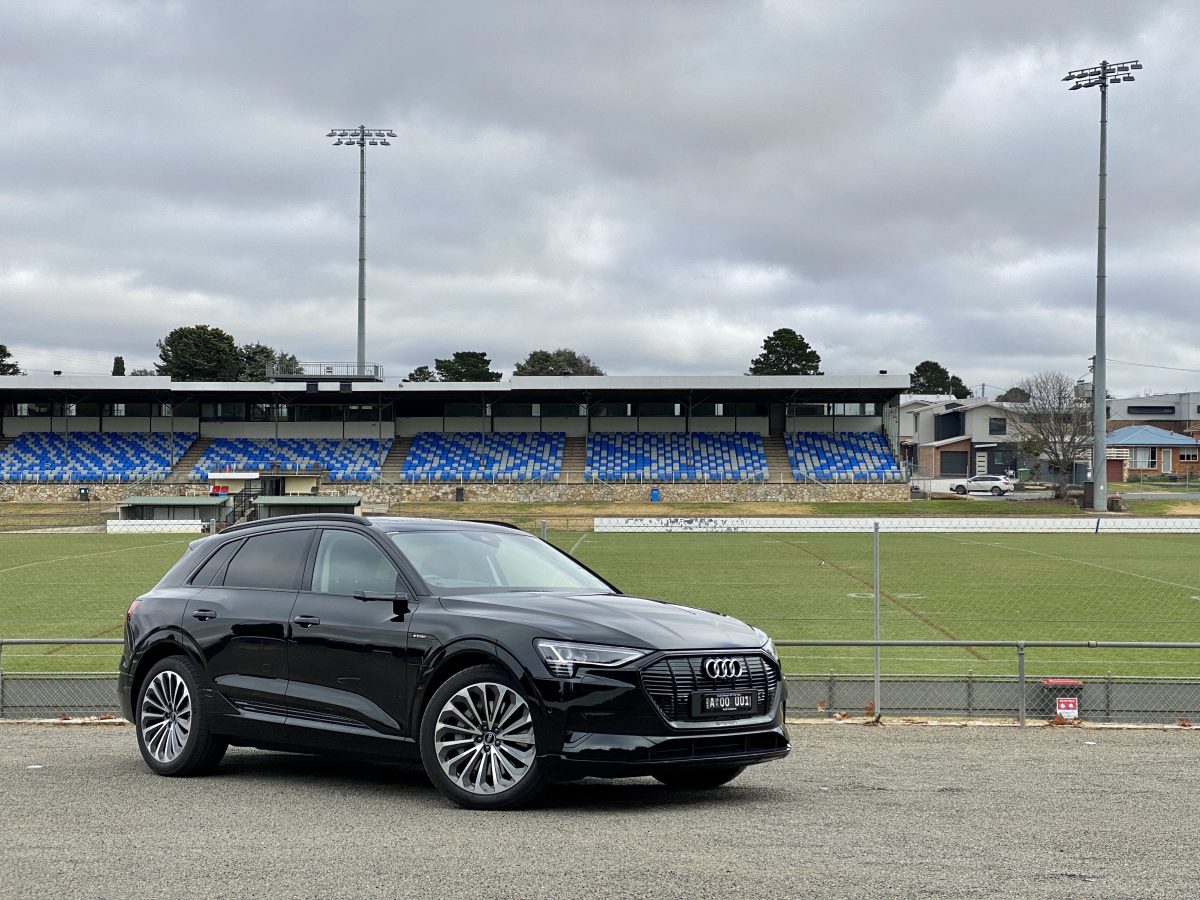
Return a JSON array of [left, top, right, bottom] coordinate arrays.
[[327, 125, 395, 375], [1062, 59, 1141, 511]]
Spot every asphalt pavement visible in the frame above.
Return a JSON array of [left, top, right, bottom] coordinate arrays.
[[2, 721, 1196, 899]]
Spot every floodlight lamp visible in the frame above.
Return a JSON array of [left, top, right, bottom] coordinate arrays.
[[368, 139, 378, 145], [1069, 83, 1083, 90], [1131, 62, 1143, 69], [386, 130, 396, 137], [326, 130, 336, 137], [1123, 75, 1134, 81], [1110, 77, 1120, 84], [1061, 73, 1074, 81], [379, 139, 390, 146], [333, 139, 343, 145], [1116, 65, 1129, 72]]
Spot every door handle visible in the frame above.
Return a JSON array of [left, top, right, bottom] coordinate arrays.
[[190, 609, 217, 621], [292, 615, 321, 628]]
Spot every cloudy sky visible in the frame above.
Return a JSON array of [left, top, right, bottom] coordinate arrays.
[[2, 0, 1197, 397]]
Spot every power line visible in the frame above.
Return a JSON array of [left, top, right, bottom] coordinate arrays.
[[1107, 358, 1200, 375]]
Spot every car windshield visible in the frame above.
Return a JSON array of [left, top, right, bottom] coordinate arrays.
[[387, 529, 612, 594]]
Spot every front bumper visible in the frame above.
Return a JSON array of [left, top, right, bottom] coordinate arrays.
[[541, 723, 790, 779]]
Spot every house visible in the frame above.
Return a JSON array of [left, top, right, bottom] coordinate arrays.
[[1108, 392, 1200, 437], [1105, 425, 1200, 481], [911, 398, 1022, 477]]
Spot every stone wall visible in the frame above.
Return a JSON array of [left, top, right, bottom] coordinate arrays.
[[0, 480, 909, 505]]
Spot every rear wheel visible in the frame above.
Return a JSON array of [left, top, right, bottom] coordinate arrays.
[[953, 485, 967, 495], [991, 486, 1003, 496], [654, 765, 746, 790], [135, 656, 227, 776], [420, 664, 545, 810]]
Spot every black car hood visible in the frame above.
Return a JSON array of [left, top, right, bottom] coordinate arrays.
[[438, 591, 764, 651]]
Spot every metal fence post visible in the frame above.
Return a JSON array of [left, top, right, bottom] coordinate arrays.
[[1017, 641, 1026, 726], [540, 519, 548, 541], [0, 640, 5, 719], [873, 521, 881, 716]]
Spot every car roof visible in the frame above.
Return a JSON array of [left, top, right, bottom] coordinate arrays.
[[215, 513, 524, 538]]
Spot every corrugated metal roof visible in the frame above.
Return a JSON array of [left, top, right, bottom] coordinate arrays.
[[1107, 425, 1200, 447], [119, 496, 230, 506], [252, 495, 361, 505]]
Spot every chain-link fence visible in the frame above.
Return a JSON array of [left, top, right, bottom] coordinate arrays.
[[3, 512, 1200, 722]]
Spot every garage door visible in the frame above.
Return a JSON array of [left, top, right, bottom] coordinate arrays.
[[940, 451, 968, 475]]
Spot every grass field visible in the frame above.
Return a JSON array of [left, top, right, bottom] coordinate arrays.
[[2, 528, 1199, 679]]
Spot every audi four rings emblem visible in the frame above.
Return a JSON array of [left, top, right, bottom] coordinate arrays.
[[704, 657, 745, 679]]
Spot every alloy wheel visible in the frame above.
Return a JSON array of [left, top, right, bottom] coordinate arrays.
[[433, 681, 536, 795], [139, 670, 193, 764]]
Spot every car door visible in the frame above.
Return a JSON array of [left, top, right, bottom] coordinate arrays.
[[285, 527, 414, 750], [182, 527, 314, 735]]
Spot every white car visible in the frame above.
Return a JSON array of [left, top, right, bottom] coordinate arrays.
[[951, 474, 1013, 496]]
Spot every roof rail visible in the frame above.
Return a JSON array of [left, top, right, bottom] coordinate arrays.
[[219, 512, 371, 534]]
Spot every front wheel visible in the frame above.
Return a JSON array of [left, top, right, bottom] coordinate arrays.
[[991, 486, 1003, 496], [420, 664, 546, 810], [654, 765, 746, 790], [953, 485, 967, 495], [135, 656, 227, 776]]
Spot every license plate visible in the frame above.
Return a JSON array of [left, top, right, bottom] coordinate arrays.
[[694, 691, 756, 716]]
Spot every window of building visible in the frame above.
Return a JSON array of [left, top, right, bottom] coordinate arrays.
[[1126, 405, 1176, 415], [988, 417, 1007, 436], [1131, 447, 1158, 469], [1180, 449, 1198, 463]]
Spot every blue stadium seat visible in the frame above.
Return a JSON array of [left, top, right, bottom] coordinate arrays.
[[784, 431, 902, 483], [192, 437, 393, 481], [401, 432, 565, 482], [0, 432, 197, 482], [583, 433, 767, 482]]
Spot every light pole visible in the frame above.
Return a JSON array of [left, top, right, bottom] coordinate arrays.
[[1063, 59, 1141, 512], [327, 125, 395, 375]]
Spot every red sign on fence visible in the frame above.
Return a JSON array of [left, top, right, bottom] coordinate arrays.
[[1056, 696, 1079, 720]]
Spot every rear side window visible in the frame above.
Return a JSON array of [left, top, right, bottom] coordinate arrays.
[[189, 540, 242, 587], [222, 529, 313, 590]]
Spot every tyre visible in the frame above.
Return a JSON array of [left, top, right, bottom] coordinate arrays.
[[953, 485, 967, 495], [991, 486, 1003, 496], [654, 765, 746, 790], [420, 664, 545, 810], [135, 656, 227, 776]]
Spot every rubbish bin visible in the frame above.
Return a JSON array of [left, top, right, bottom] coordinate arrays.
[[1017, 467, 1031, 483], [1107, 495, 1123, 512], [649, 487, 661, 502], [1041, 678, 1083, 720], [78, 486, 90, 502], [454, 487, 465, 502]]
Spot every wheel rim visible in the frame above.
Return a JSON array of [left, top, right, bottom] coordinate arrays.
[[139, 670, 192, 764], [433, 681, 536, 795]]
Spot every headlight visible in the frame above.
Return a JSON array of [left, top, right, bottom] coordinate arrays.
[[535, 640, 647, 678], [761, 636, 778, 661]]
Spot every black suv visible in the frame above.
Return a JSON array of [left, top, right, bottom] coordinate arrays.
[[118, 515, 789, 809]]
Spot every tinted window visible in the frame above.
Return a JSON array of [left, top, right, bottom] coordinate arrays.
[[222, 529, 312, 590], [312, 530, 399, 595], [189, 539, 242, 587]]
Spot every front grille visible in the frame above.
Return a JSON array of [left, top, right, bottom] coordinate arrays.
[[641, 654, 779, 722]]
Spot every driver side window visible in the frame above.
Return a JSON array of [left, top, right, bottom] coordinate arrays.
[[312, 530, 399, 596]]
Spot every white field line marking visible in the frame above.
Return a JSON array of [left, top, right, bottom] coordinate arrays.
[[0, 541, 187, 576], [567, 534, 589, 556], [945, 537, 1200, 593]]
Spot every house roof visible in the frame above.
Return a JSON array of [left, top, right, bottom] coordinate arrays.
[[252, 495, 361, 506], [119, 496, 230, 507], [1106, 425, 1200, 448]]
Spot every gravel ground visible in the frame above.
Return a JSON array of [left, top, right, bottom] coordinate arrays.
[[0, 721, 1195, 899]]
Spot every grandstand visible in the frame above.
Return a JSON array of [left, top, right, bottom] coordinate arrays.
[[0, 372, 909, 503], [191, 437, 392, 482], [786, 431, 903, 482], [402, 432, 564, 482], [0, 431, 196, 482], [585, 432, 767, 482]]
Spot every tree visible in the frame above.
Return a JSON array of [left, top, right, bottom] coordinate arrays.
[[909, 360, 972, 399], [0, 344, 23, 376], [405, 365, 436, 382], [1009, 371, 1092, 498], [155, 325, 240, 381], [747, 328, 822, 375], [237, 342, 300, 381], [995, 385, 1031, 403], [512, 348, 605, 376], [129, 368, 155, 376], [433, 351, 502, 382], [111, 355, 126, 376]]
